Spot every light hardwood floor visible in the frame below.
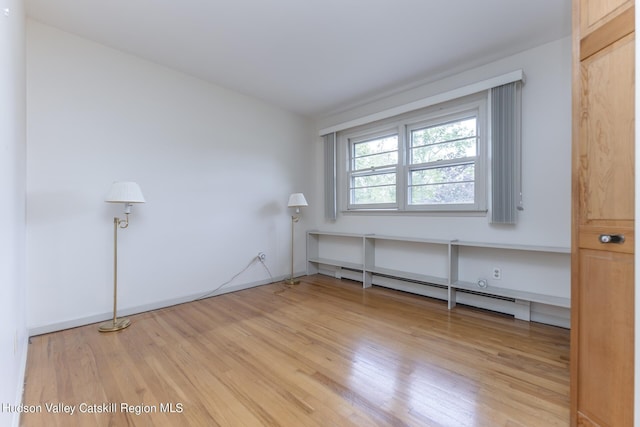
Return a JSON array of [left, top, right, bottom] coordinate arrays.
[[21, 275, 569, 426]]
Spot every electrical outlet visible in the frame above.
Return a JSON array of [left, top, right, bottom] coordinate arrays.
[[257, 252, 266, 261], [492, 267, 502, 280]]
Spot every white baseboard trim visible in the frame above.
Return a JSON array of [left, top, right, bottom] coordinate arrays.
[[28, 274, 292, 337], [12, 335, 29, 427]]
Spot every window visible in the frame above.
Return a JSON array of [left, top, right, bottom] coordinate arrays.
[[348, 132, 398, 208], [341, 93, 487, 212], [408, 114, 478, 207]]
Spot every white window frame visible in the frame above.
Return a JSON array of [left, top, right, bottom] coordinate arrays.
[[346, 125, 400, 210], [338, 92, 488, 214]]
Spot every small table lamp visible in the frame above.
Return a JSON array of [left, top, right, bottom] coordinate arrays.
[[99, 181, 145, 332], [286, 193, 308, 285]]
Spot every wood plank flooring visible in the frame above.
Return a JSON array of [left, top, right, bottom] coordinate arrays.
[[21, 275, 570, 426]]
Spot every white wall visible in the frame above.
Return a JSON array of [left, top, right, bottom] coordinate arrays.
[[314, 36, 571, 248], [26, 20, 315, 333], [0, 0, 28, 426]]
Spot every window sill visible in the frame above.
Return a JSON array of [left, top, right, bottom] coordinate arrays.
[[341, 209, 488, 217]]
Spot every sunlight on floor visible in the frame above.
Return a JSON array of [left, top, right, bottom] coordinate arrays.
[[348, 338, 479, 426]]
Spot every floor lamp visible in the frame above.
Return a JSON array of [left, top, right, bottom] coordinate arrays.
[[285, 193, 308, 285], [99, 181, 146, 332]]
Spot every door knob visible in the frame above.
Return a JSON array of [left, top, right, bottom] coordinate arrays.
[[599, 234, 625, 244]]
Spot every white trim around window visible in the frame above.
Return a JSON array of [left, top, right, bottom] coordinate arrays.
[[337, 92, 488, 214]]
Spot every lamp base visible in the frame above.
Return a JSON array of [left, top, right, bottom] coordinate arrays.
[[284, 278, 300, 285], [98, 317, 131, 332]]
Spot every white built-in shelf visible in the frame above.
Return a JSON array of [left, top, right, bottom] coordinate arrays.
[[452, 239, 570, 253], [365, 234, 451, 245], [362, 234, 450, 289], [307, 257, 362, 271], [306, 231, 366, 277], [307, 230, 366, 238], [306, 230, 571, 322]]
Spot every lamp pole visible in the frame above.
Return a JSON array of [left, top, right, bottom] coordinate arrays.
[[287, 212, 300, 285], [100, 181, 145, 333], [99, 214, 131, 332]]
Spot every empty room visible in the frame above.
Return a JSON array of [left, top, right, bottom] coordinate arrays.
[[2, 0, 637, 426]]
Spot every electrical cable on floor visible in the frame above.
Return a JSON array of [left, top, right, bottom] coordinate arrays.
[[258, 257, 274, 281], [195, 256, 275, 301]]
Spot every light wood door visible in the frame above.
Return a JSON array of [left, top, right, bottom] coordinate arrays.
[[572, 1, 635, 426]]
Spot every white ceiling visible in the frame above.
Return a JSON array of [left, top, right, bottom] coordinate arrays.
[[25, 0, 571, 118]]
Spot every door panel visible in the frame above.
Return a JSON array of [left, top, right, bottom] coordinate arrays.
[[572, 1, 635, 426], [581, 0, 633, 36], [577, 250, 634, 426], [580, 34, 635, 222]]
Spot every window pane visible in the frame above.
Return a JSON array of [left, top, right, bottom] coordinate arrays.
[[411, 137, 476, 163], [409, 164, 475, 205], [410, 117, 477, 164], [355, 151, 398, 170], [411, 164, 474, 185], [352, 185, 396, 205], [351, 172, 396, 205], [353, 135, 398, 170], [353, 173, 396, 188], [410, 182, 474, 205]]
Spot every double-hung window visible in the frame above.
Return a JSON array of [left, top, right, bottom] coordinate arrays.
[[348, 131, 399, 209], [342, 92, 487, 213], [407, 112, 479, 209]]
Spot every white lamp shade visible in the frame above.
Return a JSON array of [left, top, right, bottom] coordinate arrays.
[[105, 181, 146, 203], [288, 193, 308, 208]]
